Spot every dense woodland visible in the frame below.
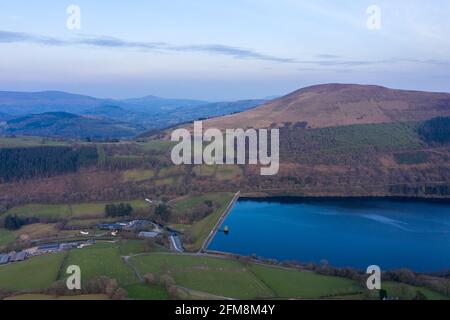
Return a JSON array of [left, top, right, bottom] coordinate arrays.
[[0, 118, 448, 211], [418, 117, 450, 144], [0, 146, 98, 182]]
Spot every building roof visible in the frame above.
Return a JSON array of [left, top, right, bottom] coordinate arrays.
[[13, 251, 27, 261], [38, 243, 60, 251], [0, 254, 10, 264], [138, 231, 159, 238]]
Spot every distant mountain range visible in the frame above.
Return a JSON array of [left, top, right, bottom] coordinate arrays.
[[204, 84, 450, 130], [0, 112, 144, 139], [0, 90, 268, 138]]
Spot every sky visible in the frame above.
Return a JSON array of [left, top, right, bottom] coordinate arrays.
[[0, 0, 449, 100]]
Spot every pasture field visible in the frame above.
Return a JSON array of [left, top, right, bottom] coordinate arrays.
[[215, 165, 243, 181], [0, 228, 16, 246], [70, 200, 148, 218], [4, 204, 71, 219], [0, 136, 68, 148], [122, 169, 156, 182], [154, 176, 181, 186], [0, 252, 66, 291], [3, 199, 149, 220], [158, 166, 186, 178], [380, 282, 447, 300], [193, 165, 216, 177], [249, 264, 360, 299], [125, 283, 168, 300], [4, 294, 109, 300], [0, 241, 446, 300], [192, 165, 243, 181], [60, 242, 138, 286], [130, 253, 274, 299], [65, 217, 118, 228], [13, 223, 59, 239]]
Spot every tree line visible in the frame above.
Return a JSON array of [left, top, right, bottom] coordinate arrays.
[[105, 203, 133, 217], [0, 146, 98, 182], [418, 117, 450, 144]]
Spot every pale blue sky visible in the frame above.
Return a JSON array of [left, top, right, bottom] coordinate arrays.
[[0, 0, 449, 100]]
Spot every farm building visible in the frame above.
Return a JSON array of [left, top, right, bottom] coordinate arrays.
[[10, 251, 27, 262], [138, 231, 160, 238], [37, 243, 61, 253], [0, 254, 10, 265]]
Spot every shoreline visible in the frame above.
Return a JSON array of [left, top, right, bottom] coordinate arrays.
[[199, 191, 240, 253], [239, 194, 450, 204]]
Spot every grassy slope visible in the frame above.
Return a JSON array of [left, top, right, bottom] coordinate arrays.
[[122, 169, 156, 182], [61, 242, 138, 286], [5, 204, 71, 219], [0, 242, 446, 300], [4, 294, 109, 300], [131, 253, 274, 299], [0, 136, 68, 148], [0, 228, 16, 246], [171, 192, 234, 251], [381, 282, 447, 300], [0, 252, 66, 291], [250, 264, 360, 299], [124, 284, 168, 300], [3, 200, 149, 220]]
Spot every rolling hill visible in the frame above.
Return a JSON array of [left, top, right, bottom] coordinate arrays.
[[203, 84, 450, 130], [0, 90, 267, 132], [0, 112, 144, 139]]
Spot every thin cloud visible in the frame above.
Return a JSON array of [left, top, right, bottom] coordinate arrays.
[[1, 30, 449, 67], [0, 30, 294, 63]]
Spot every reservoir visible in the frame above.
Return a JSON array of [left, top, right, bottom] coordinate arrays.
[[208, 197, 450, 272]]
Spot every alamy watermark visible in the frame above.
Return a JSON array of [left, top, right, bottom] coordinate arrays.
[[66, 4, 81, 30], [66, 265, 81, 290], [366, 5, 382, 30], [366, 265, 381, 290], [171, 121, 279, 176]]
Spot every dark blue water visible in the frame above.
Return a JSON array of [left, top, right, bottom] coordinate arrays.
[[208, 198, 450, 272]]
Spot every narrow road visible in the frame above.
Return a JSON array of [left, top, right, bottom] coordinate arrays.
[[123, 252, 233, 300], [122, 256, 144, 283], [169, 233, 184, 253]]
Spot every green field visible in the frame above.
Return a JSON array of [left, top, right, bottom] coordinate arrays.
[[131, 253, 274, 299], [4, 204, 71, 219], [65, 217, 118, 228], [170, 192, 234, 251], [4, 294, 109, 300], [215, 166, 243, 181], [61, 242, 138, 286], [123, 169, 156, 182], [0, 228, 16, 247], [380, 282, 447, 300], [192, 165, 243, 181], [0, 136, 68, 148], [0, 252, 66, 291], [0, 241, 446, 300], [129, 253, 365, 299], [3, 199, 149, 220], [249, 264, 360, 298], [125, 283, 168, 300], [158, 166, 186, 178]]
